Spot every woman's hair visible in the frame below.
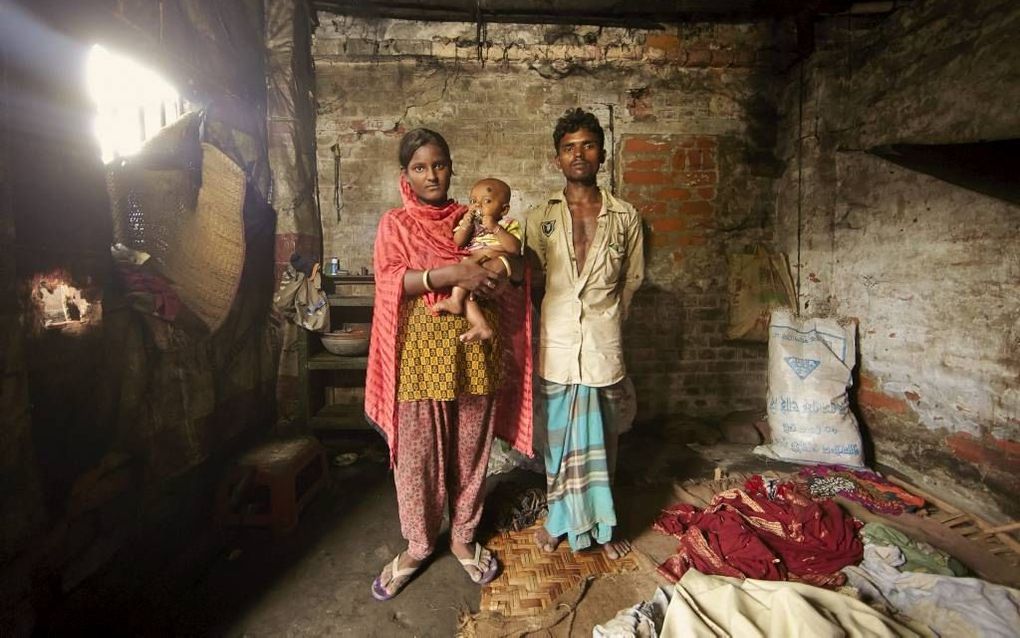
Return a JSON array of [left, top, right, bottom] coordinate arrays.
[[398, 128, 452, 169], [552, 108, 605, 152]]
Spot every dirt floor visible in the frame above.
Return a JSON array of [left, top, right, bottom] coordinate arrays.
[[37, 417, 801, 637], [140, 417, 797, 637], [36, 414, 1019, 637]]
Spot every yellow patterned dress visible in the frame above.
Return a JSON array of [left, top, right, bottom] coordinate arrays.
[[396, 297, 501, 401]]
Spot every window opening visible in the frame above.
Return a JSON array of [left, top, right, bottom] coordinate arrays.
[[86, 44, 187, 163]]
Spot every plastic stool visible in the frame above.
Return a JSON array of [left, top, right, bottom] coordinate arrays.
[[216, 436, 328, 535]]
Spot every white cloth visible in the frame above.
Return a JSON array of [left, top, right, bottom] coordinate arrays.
[[661, 569, 922, 638], [843, 544, 1020, 638], [524, 188, 645, 387]]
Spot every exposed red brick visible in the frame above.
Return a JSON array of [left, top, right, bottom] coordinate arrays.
[[656, 188, 692, 201], [623, 170, 670, 185], [942, 434, 1019, 485], [671, 151, 687, 171], [650, 232, 678, 247], [639, 201, 668, 216], [696, 187, 716, 200], [710, 50, 733, 67], [626, 158, 666, 171], [994, 437, 1020, 459], [679, 170, 717, 186], [696, 136, 717, 149], [702, 150, 716, 169], [623, 137, 671, 153], [857, 375, 910, 414], [627, 91, 654, 121], [947, 433, 993, 465], [681, 200, 714, 217], [687, 150, 703, 170], [686, 48, 711, 67], [645, 34, 681, 50], [652, 218, 684, 232], [677, 234, 708, 246]]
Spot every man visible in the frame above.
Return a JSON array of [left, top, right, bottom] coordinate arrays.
[[524, 108, 645, 559]]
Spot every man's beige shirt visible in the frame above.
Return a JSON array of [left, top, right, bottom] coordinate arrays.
[[524, 188, 645, 388]]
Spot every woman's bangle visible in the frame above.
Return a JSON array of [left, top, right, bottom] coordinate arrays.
[[422, 269, 434, 292], [497, 255, 513, 277]]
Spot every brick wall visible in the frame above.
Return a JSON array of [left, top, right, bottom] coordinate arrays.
[[313, 17, 792, 421], [620, 134, 767, 416], [775, 0, 1020, 517]]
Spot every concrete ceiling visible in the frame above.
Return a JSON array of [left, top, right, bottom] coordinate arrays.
[[311, 0, 858, 27]]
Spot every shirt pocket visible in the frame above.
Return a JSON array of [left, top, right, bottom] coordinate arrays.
[[600, 230, 627, 284]]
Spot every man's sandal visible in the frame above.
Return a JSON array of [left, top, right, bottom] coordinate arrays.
[[371, 553, 421, 601], [458, 544, 500, 585]]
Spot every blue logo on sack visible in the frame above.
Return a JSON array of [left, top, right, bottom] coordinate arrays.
[[784, 356, 820, 380]]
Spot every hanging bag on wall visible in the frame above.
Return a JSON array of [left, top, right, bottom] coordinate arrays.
[[754, 309, 865, 467], [727, 245, 797, 342], [273, 262, 329, 332]]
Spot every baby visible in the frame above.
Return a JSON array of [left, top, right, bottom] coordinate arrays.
[[433, 177, 521, 342]]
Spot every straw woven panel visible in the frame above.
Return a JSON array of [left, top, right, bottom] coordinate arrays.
[[107, 129, 247, 333], [480, 521, 641, 618], [162, 143, 246, 332]]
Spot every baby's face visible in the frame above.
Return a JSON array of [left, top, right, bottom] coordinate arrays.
[[469, 180, 510, 220]]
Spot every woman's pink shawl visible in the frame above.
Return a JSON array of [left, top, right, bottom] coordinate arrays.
[[365, 176, 533, 463]]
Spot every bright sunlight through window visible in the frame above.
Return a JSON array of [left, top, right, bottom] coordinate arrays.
[[86, 45, 186, 164]]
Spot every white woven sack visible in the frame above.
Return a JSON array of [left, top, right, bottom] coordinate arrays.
[[754, 309, 864, 467]]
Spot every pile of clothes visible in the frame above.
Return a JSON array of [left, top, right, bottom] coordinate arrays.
[[799, 465, 925, 515], [845, 522, 1019, 636], [652, 470, 1020, 637], [654, 475, 862, 587]]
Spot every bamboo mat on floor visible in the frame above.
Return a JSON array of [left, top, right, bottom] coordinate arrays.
[[480, 521, 641, 618]]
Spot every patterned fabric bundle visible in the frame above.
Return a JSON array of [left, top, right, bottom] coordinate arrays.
[[798, 465, 925, 515], [654, 478, 863, 587], [365, 176, 532, 462]]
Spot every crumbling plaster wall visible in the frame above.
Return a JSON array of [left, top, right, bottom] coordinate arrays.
[[313, 16, 796, 419], [775, 0, 1020, 517]]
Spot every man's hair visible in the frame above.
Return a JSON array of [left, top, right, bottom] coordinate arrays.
[[398, 128, 452, 168], [552, 108, 605, 152]]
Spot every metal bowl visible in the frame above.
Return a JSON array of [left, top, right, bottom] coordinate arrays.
[[320, 324, 370, 356]]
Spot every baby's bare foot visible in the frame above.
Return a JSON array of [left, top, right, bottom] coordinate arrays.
[[432, 297, 463, 315], [459, 323, 494, 343]]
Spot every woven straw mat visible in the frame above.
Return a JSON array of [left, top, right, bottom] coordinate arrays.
[[160, 143, 246, 332], [480, 521, 641, 618]]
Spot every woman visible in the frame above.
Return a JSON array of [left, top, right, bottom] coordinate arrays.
[[364, 128, 532, 600]]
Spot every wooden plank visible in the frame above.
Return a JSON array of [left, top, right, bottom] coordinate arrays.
[[940, 514, 969, 526], [307, 353, 369, 370], [887, 476, 961, 514], [980, 521, 1020, 535], [328, 294, 374, 307], [884, 475, 1020, 559], [834, 498, 1020, 588], [971, 516, 1020, 556]]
